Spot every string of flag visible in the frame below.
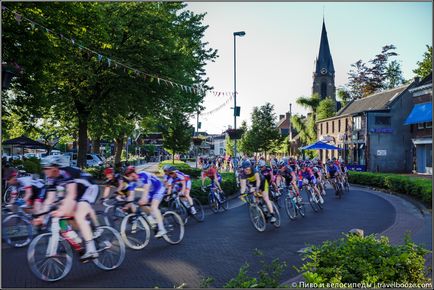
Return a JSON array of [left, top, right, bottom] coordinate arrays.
[[2, 5, 236, 98], [199, 93, 234, 119]]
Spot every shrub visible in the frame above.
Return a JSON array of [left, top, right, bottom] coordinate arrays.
[[83, 166, 105, 181], [223, 250, 288, 288], [298, 234, 431, 286], [159, 160, 191, 171], [189, 172, 237, 204], [348, 172, 432, 206], [22, 157, 41, 174]]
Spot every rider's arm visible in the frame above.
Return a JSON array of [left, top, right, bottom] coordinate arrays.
[[102, 186, 111, 199], [255, 173, 261, 191], [201, 171, 206, 187], [240, 178, 247, 194]]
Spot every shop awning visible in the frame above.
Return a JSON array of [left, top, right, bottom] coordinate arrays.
[[404, 102, 432, 125]]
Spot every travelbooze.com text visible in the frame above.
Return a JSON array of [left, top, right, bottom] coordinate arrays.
[[294, 282, 433, 288]]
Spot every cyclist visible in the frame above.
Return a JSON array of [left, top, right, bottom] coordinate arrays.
[[42, 156, 101, 261], [298, 162, 324, 204], [201, 162, 223, 193], [123, 166, 167, 238], [4, 170, 46, 212], [276, 161, 302, 202], [164, 166, 196, 215], [326, 160, 342, 195], [101, 167, 130, 200], [258, 160, 277, 192], [239, 160, 277, 223], [312, 159, 326, 196]]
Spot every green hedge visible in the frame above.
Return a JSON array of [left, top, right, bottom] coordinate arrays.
[[83, 166, 105, 181], [190, 172, 238, 204], [348, 172, 432, 206], [23, 157, 42, 174], [299, 234, 431, 285], [158, 160, 191, 171]]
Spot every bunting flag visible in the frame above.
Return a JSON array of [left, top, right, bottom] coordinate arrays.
[[200, 94, 234, 117], [2, 4, 235, 98]]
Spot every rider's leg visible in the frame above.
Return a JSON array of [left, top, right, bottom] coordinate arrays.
[[75, 201, 97, 256], [261, 180, 274, 214]]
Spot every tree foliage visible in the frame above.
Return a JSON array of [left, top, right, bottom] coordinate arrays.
[[413, 45, 432, 79], [316, 98, 336, 121], [2, 2, 217, 167], [346, 45, 405, 99], [160, 112, 194, 163]]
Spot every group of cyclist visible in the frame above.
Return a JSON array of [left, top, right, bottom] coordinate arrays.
[[3, 153, 348, 263]]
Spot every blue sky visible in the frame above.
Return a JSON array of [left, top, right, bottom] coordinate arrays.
[[186, 1, 432, 134]]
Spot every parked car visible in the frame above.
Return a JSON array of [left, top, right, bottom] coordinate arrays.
[[64, 152, 104, 167]]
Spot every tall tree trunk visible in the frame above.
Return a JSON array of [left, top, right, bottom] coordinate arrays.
[[92, 138, 101, 154], [114, 136, 124, 168], [77, 116, 88, 168]]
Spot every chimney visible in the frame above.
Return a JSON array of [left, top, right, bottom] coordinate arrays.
[[279, 115, 285, 120]]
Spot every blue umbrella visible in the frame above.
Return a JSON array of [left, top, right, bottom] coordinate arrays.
[[300, 141, 342, 150]]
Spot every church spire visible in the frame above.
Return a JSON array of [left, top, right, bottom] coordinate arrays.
[[315, 19, 335, 76]]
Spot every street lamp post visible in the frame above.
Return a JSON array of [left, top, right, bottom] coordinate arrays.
[[233, 31, 245, 164]]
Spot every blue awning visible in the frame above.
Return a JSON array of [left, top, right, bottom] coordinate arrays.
[[404, 102, 432, 125], [300, 141, 342, 150]]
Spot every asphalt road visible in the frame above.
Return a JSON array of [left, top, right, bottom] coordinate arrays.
[[2, 186, 396, 288]]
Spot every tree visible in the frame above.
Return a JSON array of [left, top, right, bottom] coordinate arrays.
[[249, 103, 281, 158], [160, 112, 194, 163], [346, 45, 404, 99], [337, 88, 352, 107], [225, 135, 234, 156], [296, 94, 321, 114], [316, 98, 336, 121], [413, 45, 432, 78], [238, 121, 255, 156], [2, 2, 217, 167]]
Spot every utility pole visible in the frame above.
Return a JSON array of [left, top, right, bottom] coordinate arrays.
[[195, 111, 199, 168], [288, 103, 292, 157]]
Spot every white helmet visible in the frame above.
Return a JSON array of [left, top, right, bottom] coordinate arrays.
[[41, 155, 69, 168]]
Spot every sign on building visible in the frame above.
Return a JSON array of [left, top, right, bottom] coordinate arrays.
[[377, 150, 387, 156]]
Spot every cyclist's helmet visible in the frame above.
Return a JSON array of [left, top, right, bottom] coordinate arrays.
[[241, 160, 252, 169], [166, 166, 177, 173], [104, 167, 114, 176], [124, 165, 136, 176], [258, 160, 266, 167], [41, 155, 68, 168], [277, 160, 286, 168], [6, 169, 18, 180]]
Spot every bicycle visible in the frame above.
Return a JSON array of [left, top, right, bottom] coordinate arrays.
[[2, 202, 35, 248], [331, 177, 344, 199], [3, 186, 25, 205], [98, 196, 129, 230], [120, 198, 184, 250], [166, 190, 205, 224], [240, 186, 280, 232], [205, 184, 229, 213], [342, 173, 350, 192], [301, 179, 323, 212], [27, 202, 126, 282], [269, 184, 284, 208], [281, 183, 305, 220]]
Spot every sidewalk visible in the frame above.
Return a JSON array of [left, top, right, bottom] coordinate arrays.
[[282, 185, 432, 286]]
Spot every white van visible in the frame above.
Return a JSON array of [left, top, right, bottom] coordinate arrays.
[[65, 153, 104, 167]]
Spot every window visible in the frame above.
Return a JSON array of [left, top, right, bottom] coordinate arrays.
[[426, 122, 432, 129], [326, 122, 329, 134], [375, 116, 391, 125], [320, 123, 323, 134], [353, 116, 362, 130], [418, 123, 425, 130], [332, 120, 335, 132], [338, 119, 341, 132], [321, 82, 327, 99]]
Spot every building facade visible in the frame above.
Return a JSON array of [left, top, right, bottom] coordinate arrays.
[[404, 73, 432, 174], [317, 82, 417, 173]]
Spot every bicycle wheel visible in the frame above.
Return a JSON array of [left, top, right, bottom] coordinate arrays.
[[306, 188, 319, 212], [162, 211, 184, 245], [344, 181, 350, 192], [192, 198, 205, 222], [27, 233, 73, 282], [93, 226, 126, 270], [104, 205, 126, 229], [220, 191, 229, 211], [284, 196, 297, 220], [169, 201, 188, 224], [271, 202, 281, 228], [208, 193, 219, 214], [3, 186, 14, 204], [249, 205, 266, 232], [2, 214, 33, 248], [298, 200, 306, 217], [120, 214, 151, 250]]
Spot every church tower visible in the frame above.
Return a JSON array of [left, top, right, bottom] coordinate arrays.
[[312, 19, 336, 109]]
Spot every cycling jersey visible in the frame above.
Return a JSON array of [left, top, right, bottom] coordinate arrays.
[[166, 170, 192, 190], [299, 168, 317, 186], [105, 173, 129, 195], [260, 166, 273, 184], [240, 167, 268, 192], [46, 167, 99, 204], [10, 177, 46, 204], [127, 171, 165, 202], [278, 166, 294, 186], [326, 164, 340, 178]]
